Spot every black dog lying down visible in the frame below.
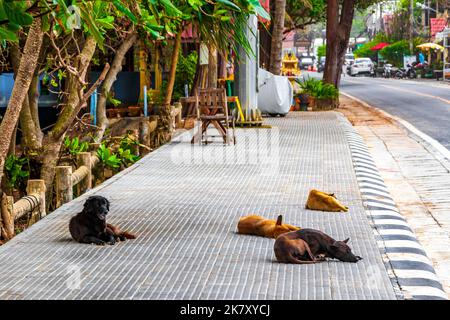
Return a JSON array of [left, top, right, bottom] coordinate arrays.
[[69, 195, 136, 245], [274, 228, 362, 264]]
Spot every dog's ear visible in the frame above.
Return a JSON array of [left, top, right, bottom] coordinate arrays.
[[84, 197, 94, 209], [343, 238, 350, 243], [276, 215, 283, 226], [105, 198, 110, 211]]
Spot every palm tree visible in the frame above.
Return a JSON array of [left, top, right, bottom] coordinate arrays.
[[269, 0, 287, 75]]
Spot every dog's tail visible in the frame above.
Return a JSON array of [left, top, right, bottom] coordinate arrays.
[[119, 231, 136, 239]]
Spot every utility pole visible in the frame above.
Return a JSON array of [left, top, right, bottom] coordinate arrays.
[[410, 0, 414, 53]]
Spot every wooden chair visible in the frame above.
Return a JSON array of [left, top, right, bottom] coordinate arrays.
[[191, 88, 235, 145]]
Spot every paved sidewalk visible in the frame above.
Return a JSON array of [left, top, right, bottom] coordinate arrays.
[[0, 112, 415, 299]]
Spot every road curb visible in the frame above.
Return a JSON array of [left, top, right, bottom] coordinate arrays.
[[337, 113, 448, 300]]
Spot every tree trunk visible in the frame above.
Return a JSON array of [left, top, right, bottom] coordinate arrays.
[[40, 136, 64, 210], [323, 0, 355, 87], [269, 0, 286, 75], [9, 44, 43, 151], [0, 193, 14, 240], [0, 18, 43, 192], [40, 36, 97, 204], [28, 75, 42, 136], [96, 30, 137, 141], [164, 31, 182, 106], [208, 45, 218, 88]]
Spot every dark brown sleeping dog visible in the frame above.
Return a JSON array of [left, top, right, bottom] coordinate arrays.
[[69, 195, 135, 245], [275, 228, 362, 263], [274, 233, 316, 264]]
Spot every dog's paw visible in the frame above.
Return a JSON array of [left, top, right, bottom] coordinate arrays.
[[315, 255, 327, 261], [94, 241, 106, 246]]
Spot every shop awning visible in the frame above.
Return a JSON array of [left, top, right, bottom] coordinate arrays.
[[417, 43, 444, 51], [370, 42, 390, 51]]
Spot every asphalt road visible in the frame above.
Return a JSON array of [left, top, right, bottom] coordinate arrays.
[[305, 71, 450, 150]]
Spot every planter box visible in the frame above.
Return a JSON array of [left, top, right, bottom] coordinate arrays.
[[308, 97, 339, 111], [127, 106, 142, 117]]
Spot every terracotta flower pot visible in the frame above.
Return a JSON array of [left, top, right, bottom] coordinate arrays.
[[117, 108, 128, 117], [107, 109, 119, 118], [128, 106, 142, 117]]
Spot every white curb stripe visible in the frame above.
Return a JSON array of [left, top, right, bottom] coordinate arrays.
[[361, 188, 392, 198], [340, 113, 447, 300], [393, 269, 441, 282], [402, 287, 449, 300]]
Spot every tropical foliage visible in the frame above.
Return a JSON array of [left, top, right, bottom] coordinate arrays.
[[380, 38, 422, 67], [297, 77, 339, 100], [4, 154, 29, 191]]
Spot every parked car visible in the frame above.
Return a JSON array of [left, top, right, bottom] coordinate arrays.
[[317, 57, 326, 72], [350, 58, 374, 76], [345, 53, 355, 66], [299, 56, 314, 70]]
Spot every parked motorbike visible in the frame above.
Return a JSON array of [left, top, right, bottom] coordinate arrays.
[[395, 68, 406, 79], [405, 63, 417, 79], [383, 64, 393, 78]]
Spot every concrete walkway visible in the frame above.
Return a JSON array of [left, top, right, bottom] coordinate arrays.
[[0, 112, 418, 299]]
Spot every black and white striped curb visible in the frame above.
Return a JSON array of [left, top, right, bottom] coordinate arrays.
[[341, 117, 448, 300]]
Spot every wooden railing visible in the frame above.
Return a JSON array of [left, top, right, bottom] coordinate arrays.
[[1, 179, 46, 240], [55, 151, 99, 208], [0, 112, 173, 242]]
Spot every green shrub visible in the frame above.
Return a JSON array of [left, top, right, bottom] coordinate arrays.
[[63, 136, 89, 157], [296, 77, 339, 99], [173, 51, 198, 102], [118, 134, 140, 167], [97, 144, 121, 170], [379, 38, 422, 67], [4, 154, 29, 192], [317, 44, 326, 60], [353, 33, 390, 59]]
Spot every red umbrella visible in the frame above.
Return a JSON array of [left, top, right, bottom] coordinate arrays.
[[370, 42, 390, 51]]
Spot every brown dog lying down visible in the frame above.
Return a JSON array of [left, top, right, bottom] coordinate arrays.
[[305, 189, 348, 212], [237, 215, 300, 239], [274, 235, 316, 264], [274, 228, 362, 264]]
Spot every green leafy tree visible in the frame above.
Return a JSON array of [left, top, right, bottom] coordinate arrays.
[[317, 44, 326, 59], [285, 0, 325, 35], [173, 50, 198, 102], [380, 38, 422, 67]]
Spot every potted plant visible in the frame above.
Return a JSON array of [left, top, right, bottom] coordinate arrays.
[[107, 108, 119, 118], [297, 77, 339, 111], [117, 105, 128, 117]]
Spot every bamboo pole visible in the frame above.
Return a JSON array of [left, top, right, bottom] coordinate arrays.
[[0, 193, 14, 240], [139, 117, 151, 156], [76, 152, 92, 195], [55, 166, 73, 208], [25, 179, 46, 225]]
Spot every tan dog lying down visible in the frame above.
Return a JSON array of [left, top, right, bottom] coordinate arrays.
[[237, 215, 300, 238], [305, 189, 348, 212]]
